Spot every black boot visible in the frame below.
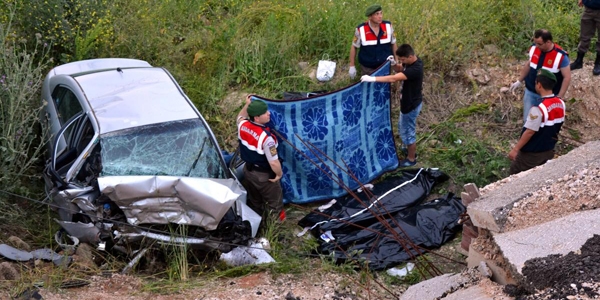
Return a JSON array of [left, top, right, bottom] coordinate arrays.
[[594, 53, 600, 76], [570, 51, 585, 70]]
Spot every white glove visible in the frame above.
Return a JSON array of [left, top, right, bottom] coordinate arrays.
[[360, 75, 376, 82], [386, 55, 397, 66], [509, 81, 522, 92], [349, 66, 357, 79]]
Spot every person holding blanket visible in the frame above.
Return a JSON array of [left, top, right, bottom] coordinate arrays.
[[361, 44, 423, 167], [237, 95, 285, 222], [349, 4, 398, 79]]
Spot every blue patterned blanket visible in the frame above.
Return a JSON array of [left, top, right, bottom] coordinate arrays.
[[252, 61, 398, 204]]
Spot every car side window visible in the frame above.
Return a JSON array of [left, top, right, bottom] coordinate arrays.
[[52, 86, 83, 144], [73, 118, 100, 185], [52, 86, 83, 127], [54, 114, 95, 179]]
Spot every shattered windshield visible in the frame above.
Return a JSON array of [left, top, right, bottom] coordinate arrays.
[[100, 118, 227, 178]]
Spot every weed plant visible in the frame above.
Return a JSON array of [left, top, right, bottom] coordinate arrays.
[[0, 5, 50, 195], [421, 121, 511, 189], [164, 225, 190, 281]]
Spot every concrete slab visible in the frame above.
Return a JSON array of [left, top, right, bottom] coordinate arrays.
[[468, 141, 600, 232], [467, 243, 517, 285], [494, 209, 600, 276], [399, 273, 471, 300], [442, 285, 513, 300]]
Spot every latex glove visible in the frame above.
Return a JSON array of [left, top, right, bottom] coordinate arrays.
[[349, 66, 357, 79], [386, 55, 397, 66], [361, 75, 376, 82], [509, 81, 522, 92]]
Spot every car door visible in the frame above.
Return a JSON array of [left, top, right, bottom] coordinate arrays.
[[48, 85, 84, 157], [47, 112, 97, 189]]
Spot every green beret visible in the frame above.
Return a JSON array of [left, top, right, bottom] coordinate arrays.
[[365, 4, 382, 17], [538, 69, 557, 82], [247, 100, 268, 117]]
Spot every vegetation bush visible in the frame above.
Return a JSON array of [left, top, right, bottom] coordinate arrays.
[[10, 0, 113, 63], [0, 4, 51, 195]]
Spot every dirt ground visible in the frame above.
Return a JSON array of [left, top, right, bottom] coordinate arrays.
[[6, 59, 600, 300]]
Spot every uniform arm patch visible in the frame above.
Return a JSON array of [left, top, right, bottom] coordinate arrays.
[[524, 107, 543, 131], [264, 138, 279, 161]]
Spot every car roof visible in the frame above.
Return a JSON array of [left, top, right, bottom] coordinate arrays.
[[73, 65, 199, 134], [48, 58, 152, 77]]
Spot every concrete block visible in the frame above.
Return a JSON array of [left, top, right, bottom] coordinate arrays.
[[463, 224, 479, 238], [462, 192, 474, 206], [460, 223, 479, 252], [494, 209, 600, 275], [442, 284, 513, 300], [464, 183, 481, 200], [400, 273, 472, 300], [468, 141, 600, 233], [460, 237, 471, 252], [467, 242, 516, 285]]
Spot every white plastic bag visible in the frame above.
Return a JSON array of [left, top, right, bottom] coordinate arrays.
[[316, 54, 336, 82]]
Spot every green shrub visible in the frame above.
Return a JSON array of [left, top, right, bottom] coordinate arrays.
[[9, 0, 113, 63], [0, 6, 51, 195]]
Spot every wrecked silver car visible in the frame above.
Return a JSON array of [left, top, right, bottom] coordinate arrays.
[[41, 58, 260, 255]]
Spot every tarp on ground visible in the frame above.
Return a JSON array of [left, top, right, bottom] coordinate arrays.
[[298, 168, 465, 271], [251, 61, 398, 204]]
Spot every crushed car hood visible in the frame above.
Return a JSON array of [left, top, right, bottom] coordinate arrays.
[[98, 175, 246, 230]]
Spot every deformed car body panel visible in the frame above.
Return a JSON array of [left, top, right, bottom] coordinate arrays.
[[55, 220, 101, 244], [54, 186, 100, 222], [235, 198, 261, 238], [98, 176, 246, 230], [41, 58, 258, 256], [76, 67, 199, 134]]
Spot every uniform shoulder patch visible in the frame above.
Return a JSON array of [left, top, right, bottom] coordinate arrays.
[[529, 113, 538, 120], [353, 36, 358, 43], [269, 145, 277, 156]]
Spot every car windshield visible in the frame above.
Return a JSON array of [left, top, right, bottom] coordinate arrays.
[[99, 118, 227, 178]]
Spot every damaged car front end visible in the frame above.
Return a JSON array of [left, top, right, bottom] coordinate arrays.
[[41, 58, 259, 256]]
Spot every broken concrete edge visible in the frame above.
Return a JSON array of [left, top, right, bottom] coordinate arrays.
[[465, 220, 600, 298], [467, 204, 508, 233], [434, 141, 600, 298], [467, 141, 600, 233], [491, 209, 600, 293], [399, 262, 492, 300], [466, 229, 518, 286], [460, 183, 481, 253]]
